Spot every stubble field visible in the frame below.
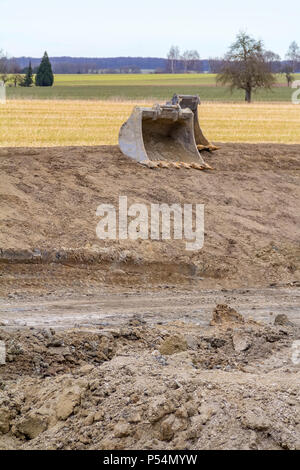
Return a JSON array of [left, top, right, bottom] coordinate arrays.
[[1, 100, 300, 147]]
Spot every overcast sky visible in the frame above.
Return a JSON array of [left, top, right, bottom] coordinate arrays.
[[1, 0, 298, 58]]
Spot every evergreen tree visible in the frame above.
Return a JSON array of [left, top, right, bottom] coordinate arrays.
[[21, 61, 33, 87], [35, 52, 54, 86]]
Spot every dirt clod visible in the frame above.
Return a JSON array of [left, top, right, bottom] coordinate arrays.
[[210, 304, 244, 326], [274, 314, 294, 327], [159, 335, 188, 355]]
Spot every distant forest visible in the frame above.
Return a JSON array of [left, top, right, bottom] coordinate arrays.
[[12, 56, 210, 73], [7, 56, 299, 74]]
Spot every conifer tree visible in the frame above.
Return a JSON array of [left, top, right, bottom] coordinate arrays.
[[21, 61, 33, 87], [35, 52, 54, 86]]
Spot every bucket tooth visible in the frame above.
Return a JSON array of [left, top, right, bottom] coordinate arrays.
[[197, 144, 220, 152], [197, 145, 206, 151], [157, 161, 170, 168], [140, 160, 158, 169], [208, 144, 220, 151], [172, 162, 182, 169], [190, 162, 206, 170], [204, 163, 214, 170], [139, 160, 150, 167], [180, 162, 191, 169]]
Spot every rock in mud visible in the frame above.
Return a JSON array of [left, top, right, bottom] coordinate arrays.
[[232, 332, 252, 352], [242, 410, 270, 431], [0, 409, 12, 434], [198, 403, 216, 425], [47, 338, 64, 348], [113, 422, 131, 438], [15, 414, 48, 440], [159, 335, 188, 356], [210, 304, 244, 326], [56, 386, 82, 420], [159, 414, 176, 441], [274, 314, 294, 327]]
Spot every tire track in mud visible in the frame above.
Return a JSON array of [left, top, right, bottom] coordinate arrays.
[[1, 288, 299, 330]]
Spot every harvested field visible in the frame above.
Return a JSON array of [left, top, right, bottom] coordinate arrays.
[[1, 101, 300, 147]]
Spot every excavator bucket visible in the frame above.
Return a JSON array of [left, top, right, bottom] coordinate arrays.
[[119, 102, 213, 170], [170, 94, 219, 152]]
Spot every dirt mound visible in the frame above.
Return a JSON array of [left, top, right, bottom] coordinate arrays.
[[1, 143, 299, 451], [210, 304, 245, 326], [274, 314, 295, 327], [0, 328, 116, 380], [0, 307, 299, 450], [0, 143, 299, 294]]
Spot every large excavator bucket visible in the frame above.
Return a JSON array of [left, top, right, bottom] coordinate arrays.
[[119, 102, 213, 170], [170, 94, 219, 152]]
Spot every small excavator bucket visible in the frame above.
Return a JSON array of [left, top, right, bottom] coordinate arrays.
[[119, 96, 218, 170], [170, 94, 219, 152]]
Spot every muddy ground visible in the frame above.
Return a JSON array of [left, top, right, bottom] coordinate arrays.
[[0, 297, 299, 450], [0, 143, 299, 450]]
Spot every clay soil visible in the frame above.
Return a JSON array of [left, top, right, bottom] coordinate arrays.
[[0, 143, 299, 450]]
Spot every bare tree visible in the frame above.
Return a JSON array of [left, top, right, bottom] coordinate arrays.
[[181, 50, 190, 73], [167, 45, 180, 73], [181, 50, 200, 73], [208, 57, 226, 74], [264, 51, 282, 73], [217, 32, 276, 103], [11, 73, 23, 87], [281, 64, 294, 87], [189, 50, 200, 72], [285, 41, 300, 73], [7, 58, 21, 74], [3, 58, 23, 86], [0, 50, 7, 70], [0, 49, 8, 83]]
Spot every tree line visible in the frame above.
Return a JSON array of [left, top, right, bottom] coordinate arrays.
[[166, 46, 202, 73], [2, 39, 299, 80], [3, 56, 168, 75], [1, 36, 300, 101], [0, 51, 54, 87], [167, 36, 300, 102], [167, 40, 300, 75]]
